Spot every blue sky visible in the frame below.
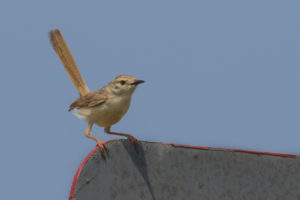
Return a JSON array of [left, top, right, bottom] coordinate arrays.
[[1, 1, 299, 199]]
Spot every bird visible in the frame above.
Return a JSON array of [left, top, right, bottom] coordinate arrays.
[[69, 75, 144, 154], [49, 29, 144, 156]]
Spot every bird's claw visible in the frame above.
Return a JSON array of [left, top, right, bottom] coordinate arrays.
[[97, 143, 108, 159], [127, 135, 139, 152]]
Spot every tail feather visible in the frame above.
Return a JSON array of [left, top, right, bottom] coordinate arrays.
[[49, 29, 90, 96]]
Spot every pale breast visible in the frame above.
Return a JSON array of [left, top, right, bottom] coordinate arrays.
[[74, 95, 131, 127]]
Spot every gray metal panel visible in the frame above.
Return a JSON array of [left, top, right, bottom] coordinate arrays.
[[70, 140, 300, 200]]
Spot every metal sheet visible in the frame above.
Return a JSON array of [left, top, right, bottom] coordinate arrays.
[[70, 140, 300, 200]]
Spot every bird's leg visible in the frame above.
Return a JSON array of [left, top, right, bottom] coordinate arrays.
[[85, 122, 108, 156], [104, 126, 139, 150]]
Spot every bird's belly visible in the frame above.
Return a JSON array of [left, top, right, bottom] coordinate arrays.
[[74, 97, 131, 127]]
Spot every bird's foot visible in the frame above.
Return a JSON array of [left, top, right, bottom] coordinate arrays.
[[127, 135, 139, 151], [96, 139, 109, 158]]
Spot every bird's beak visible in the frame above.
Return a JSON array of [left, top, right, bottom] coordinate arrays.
[[131, 80, 145, 85]]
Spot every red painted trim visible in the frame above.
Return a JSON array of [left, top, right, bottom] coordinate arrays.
[[170, 143, 297, 158], [69, 139, 118, 200], [69, 139, 297, 199]]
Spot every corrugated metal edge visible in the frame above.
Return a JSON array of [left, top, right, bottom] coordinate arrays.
[[69, 139, 297, 200]]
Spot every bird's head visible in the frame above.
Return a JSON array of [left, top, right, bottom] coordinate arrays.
[[108, 75, 144, 96]]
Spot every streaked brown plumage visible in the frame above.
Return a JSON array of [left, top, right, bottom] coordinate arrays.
[[69, 88, 107, 111]]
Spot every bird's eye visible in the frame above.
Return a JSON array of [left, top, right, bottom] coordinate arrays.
[[120, 80, 126, 85]]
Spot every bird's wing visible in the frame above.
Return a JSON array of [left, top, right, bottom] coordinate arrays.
[[68, 88, 107, 111]]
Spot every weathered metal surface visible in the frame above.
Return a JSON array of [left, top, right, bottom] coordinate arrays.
[[70, 140, 300, 200]]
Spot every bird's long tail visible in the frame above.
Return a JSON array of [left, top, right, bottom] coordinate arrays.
[[49, 29, 90, 96]]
